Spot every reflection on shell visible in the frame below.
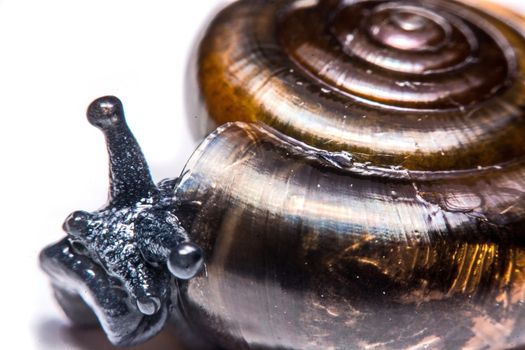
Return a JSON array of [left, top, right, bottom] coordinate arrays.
[[174, 123, 525, 349], [188, 0, 525, 349], [199, 0, 525, 170]]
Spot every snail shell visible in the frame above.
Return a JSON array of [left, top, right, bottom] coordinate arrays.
[[198, 0, 525, 171], [176, 0, 525, 349]]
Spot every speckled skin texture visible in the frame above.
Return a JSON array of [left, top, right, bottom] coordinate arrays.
[[40, 97, 204, 347]]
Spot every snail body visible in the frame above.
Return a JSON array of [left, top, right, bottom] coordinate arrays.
[[40, 0, 525, 349]]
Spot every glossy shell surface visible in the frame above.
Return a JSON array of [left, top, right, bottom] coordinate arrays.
[[198, 0, 525, 170], [174, 122, 525, 349], [190, 0, 525, 348]]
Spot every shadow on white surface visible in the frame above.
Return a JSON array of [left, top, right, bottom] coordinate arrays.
[[35, 318, 188, 350]]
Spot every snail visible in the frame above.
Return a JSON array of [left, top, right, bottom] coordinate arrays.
[[40, 0, 525, 349]]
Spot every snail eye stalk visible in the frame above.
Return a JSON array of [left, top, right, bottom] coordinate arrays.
[[63, 210, 91, 237], [41, 96, 206, 346], [87, 96, 159, 207], [168, 242, 205, 280], [85, 96, 206, 282]]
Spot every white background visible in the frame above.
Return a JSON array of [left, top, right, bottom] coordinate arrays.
[[0, 1, 524, 349]]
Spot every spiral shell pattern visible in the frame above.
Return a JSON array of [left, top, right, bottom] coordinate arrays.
[[198, 0, 525, 170], [192, 1, 525, 349]]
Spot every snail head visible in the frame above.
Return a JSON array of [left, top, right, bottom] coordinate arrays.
[[40, 96, 204, 346]]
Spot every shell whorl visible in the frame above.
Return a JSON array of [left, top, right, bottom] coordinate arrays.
[[198, 0, 525, 170], [192, 1, 525, 348]]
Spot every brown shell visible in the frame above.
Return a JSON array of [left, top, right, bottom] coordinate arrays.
[[178, 0, 525, 349], [198, 0, 525, 171], [176, 122, 525, 349]]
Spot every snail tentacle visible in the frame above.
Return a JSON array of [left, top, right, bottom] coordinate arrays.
[[40, 97, 205, 346], [86, 96, 159, 207]]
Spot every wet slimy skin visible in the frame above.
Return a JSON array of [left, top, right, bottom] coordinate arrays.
[[40, 97, 204, 346]]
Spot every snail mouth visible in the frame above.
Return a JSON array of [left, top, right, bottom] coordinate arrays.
[[39, 238, 169, 346]]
